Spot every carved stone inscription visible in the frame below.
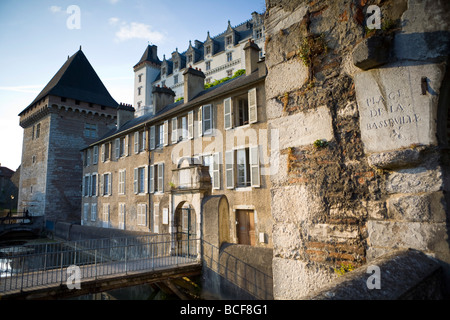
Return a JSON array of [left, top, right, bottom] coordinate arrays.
[[355, 63, 442, 153]]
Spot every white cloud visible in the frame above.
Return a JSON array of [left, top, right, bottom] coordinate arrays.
[[109, 0, 120, 4], [49, 6, 62, 13], [109, 18, 165, 43]]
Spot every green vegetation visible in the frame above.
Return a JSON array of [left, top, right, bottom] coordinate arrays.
[[313, 139, 328, 149], [204, 69, 246, 89]]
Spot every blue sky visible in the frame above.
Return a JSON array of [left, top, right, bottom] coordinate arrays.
[[0, 0, 266, 170]]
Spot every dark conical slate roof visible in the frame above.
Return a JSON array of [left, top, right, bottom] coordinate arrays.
[[20, 49, 118, 115], [133, 44, 161, 69]]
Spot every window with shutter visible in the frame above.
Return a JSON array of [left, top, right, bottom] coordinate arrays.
[[203, 104, 212, 134], [91, 203, 97, 221], [149, 165, 155, 194], [213, 152, 220, 189], [134, 132, 139, 154], [224, 98, 232, 130], [101, 144, 105, 162], [171, 117, 178, 144], [248, 88, 258, 124], [119, 203, 125, 230], [198, 106, 203, 137], [188, 111, 194, 139], [225, 150, 234, 189], [157, 163, 164, 193], [133, 168, 138, 194], [150, 126, 156, 150], [163, 120, 169, 146], [250, 146, 260, 187], [102, 204, 110, 228], [115, 138, 120, 159]]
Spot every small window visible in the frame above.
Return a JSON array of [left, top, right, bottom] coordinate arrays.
[[137, 204, 147, 226], [61, 97, 67, 102], [206, 61, 211, 71], [75, 100, 80, 105], [206, 46, 211, 55], [227, 52, 232, 62], [36, 123, 41, 139], [174, 75, 178, 84], [138, 74, 142, 83], [226, 35, 233, 46], [174, 61, 179, 69], [84, 123, 97, 138], [134, 166, 148, 194]]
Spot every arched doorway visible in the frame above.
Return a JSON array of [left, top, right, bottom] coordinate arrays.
[[174, 202, 196, 256]]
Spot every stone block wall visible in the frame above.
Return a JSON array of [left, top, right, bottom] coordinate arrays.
[[265, 0, 450, 299]]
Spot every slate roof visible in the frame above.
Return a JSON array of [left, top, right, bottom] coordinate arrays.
[[153, 15, 262, 81], [84, 68, 265, 150], [19, 49, 118, 116], [133, 45, 162, 69]]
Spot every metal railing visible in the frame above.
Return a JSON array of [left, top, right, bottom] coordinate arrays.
[[0, 211, 32, 225], [0, 233, 200, 293]]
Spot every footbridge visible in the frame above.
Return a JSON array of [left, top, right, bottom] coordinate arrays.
[[0, 234, 201, 300]]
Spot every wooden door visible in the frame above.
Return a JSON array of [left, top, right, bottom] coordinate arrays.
[[236, 210, 255, 246]]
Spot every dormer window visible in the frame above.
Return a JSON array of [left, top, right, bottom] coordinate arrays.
[[226, 35, 233, 46], [162, 67, 166, 75], [174, 61, 179, 69], [188, 54, 193, 63], [206, 46, 211, 55]]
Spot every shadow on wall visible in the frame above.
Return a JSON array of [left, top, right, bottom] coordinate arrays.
[[201, 241, 273, 300]]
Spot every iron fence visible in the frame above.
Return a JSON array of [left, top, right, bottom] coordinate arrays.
[[0, 233, 200, 293]]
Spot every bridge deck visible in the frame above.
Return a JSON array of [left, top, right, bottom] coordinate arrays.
[[0, 255, 201, 300]]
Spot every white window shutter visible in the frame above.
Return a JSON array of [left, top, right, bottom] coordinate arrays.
[[250, 146, 260, 187], [144, 166, 148, 193], [133, 168, 138, 194], [142, 131, 147, 150], [158, 163, 164, 193], [225, 150, 234, 189], [150, 126, 156, 150], [143, 204, 148, 226], [101, 144, 105, 162], [108, 173, 112, 195], [149, 165, 154, 194], [213, 152, 220, 189], [171, 117, 178, 144], [134, 132, 139, 153], [188, 111, 194, 139], [115, 138, 120, 159], [198, 106, 203, 137], [125, 135, 129, 156], [204, 104, 212, 134], [100, 174, 104, 196], [88, 175, 92, 197], [163, 120, 169, 146], [248, 88, 258, 124], [224, 98, 232, 130]]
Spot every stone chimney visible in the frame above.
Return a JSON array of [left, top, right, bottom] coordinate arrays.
[[244, 39, 261, 75], [117, 103, 135, 128], [183, 67, 205, 102], [152, 86, 175, 114]]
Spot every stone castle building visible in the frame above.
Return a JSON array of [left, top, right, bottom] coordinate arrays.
[[81, 40, 271, 252], [17, 49, 119, 226], [133, 12, 265, 117]]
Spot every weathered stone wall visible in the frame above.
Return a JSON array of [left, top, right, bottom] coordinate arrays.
[[265, 0, 450, 299]]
